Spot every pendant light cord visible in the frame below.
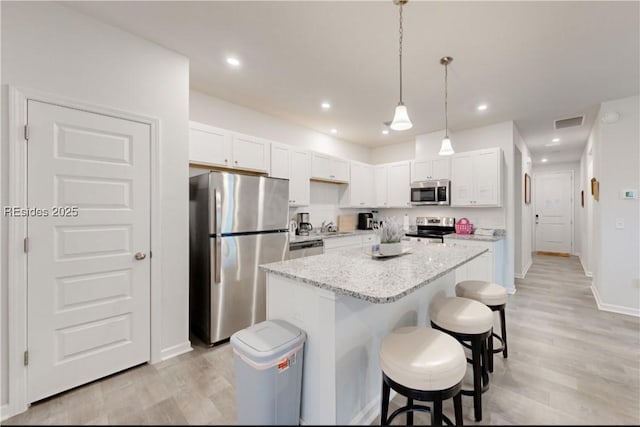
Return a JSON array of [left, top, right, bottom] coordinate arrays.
[[444, 60, 448, 137], [398, 3, 404, 104]]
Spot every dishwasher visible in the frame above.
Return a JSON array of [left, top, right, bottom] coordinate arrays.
[[289, 239, 324, 259]]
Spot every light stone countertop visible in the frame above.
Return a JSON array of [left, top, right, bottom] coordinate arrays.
[[260, 242, 487, 303], [444, 233, 506, 242], [289, 229, 376, 243]]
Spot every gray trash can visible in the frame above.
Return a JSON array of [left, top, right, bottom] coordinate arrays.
[[230, 319, 306, 425]]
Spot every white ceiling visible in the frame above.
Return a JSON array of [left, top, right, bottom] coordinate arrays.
[[64, 1, 639, 165]]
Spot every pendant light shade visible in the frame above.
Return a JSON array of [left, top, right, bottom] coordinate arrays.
[[439, 136, 454, 156], [439, 56, 454, 156], [391, 103, 412, 131], [390, 0, 412, 131]]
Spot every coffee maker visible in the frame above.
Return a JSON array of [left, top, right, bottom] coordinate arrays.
[[358, 212, 374, 230], [296, 212, 313, 236]]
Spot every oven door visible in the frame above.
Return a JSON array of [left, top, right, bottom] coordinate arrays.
[[411, 183, 437, 205]]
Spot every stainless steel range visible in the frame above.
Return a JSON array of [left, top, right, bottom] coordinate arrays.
[[404, 216, 456, 243]]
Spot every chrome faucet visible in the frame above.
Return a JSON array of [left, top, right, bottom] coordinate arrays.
[[320, 221, 335, 233]]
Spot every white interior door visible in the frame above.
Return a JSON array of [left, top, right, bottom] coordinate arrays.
[[27, 100, 151, 402], [534, 171, 573, 254]]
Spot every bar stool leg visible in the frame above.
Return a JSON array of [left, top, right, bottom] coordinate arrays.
[[453, 393, 463, 426], [487, 328, 494, 373], [381, 380, 390, 425], [406, 398, 413, 425], [432, 397, 443, 427], [471, 337, 483, 421], [500, 308, 508, 358]]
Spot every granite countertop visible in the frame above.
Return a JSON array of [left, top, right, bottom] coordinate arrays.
[[290, 229, 376, 243], [260, 242, 487, 303], [444, 233, 505, 242]]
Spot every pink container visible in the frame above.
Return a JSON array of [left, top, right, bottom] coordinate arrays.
[[455, 218, 474, 234]]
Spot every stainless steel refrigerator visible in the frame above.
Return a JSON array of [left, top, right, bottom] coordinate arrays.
[[189, 171, 289, 345]]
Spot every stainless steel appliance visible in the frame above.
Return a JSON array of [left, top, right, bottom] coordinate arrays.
[[296, 212, 313, 236], [189, 171, 289, 345], [289, 239, 324, 259], [358, 212, 374, 230], [410, 179, 451, 205], [404, 216, 456, 243]]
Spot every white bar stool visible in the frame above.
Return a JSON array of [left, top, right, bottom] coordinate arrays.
[[379, 327, 466, 426], [429, 297, 493, 422], [455, 280, 508, 373]]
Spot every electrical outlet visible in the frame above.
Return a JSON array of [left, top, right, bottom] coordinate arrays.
[[615, 218, 625, 229]]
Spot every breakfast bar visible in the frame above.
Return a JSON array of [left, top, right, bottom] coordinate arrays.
[[260, 242, 487, 425]]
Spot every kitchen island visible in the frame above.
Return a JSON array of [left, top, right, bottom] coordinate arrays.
[[260, 241, 487, 425]]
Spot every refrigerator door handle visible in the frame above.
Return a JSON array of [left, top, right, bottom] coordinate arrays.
[[214, 188, 222, 284]]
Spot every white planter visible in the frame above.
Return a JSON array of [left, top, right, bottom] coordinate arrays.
[[379, 242, 402, 256]]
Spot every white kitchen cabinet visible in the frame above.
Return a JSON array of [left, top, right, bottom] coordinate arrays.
[[311, 153, 349, 183], [412, 157, 451, 181], [451, 147, 502, 207], [323, 235, 362, 252], [189, 121, 270, 173], [361, 233, 380, 247], [270, 143, 310, 206], [341, 162, 375, 207], [386, 161, 412, 208], [374, 166, 388, 208], [443, 236, 505, 288], [189, 122, 232, 168]]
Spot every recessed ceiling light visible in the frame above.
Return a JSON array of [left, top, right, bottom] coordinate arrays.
[[321, 102, 331, 110], [382, 129, 389, 135], [541, 158, 548, 163], [477, 104, 488, 111], [226, 57, 241, 67], [552, 137, 560, 142], [330, 128, 338, 134]]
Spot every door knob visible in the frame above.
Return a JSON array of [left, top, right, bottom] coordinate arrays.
[[135, 252, 147, 260]]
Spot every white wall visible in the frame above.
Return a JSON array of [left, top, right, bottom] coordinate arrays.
[[532, 161, 581, 256], [190, 90, 371, 163], [1, 2, 190, 410], [513, 125, 533, 277], [369, 140, 414, 164], [589, 95, 639, 315]]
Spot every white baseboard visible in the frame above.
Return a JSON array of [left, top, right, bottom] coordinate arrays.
[[349, 395, 380, 425], [591, 286, 640, 317], [159, 341, 192, 361], [1, 403, 11, 421], [579, 256, 592, 277]]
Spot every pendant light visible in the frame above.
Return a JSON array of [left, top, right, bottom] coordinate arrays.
[[390, 0, 412, 131], [439, 56, 455, 155]]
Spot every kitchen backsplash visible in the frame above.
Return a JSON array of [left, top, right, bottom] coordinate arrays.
[[289, 181, 506, 231]]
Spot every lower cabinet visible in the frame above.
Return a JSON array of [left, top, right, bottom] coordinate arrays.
[[323, 233, 379, 253], [442, 237, 505, 288]]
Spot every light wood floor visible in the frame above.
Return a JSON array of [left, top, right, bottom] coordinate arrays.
[[5, 254, 639, 425]]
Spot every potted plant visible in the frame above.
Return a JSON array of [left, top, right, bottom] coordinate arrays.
[[377, 216, 404, 255]]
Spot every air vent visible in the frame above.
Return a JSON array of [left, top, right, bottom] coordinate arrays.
[[554, 115, 584, 130]]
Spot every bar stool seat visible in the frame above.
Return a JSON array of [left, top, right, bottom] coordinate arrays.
[[455, 280, 507, 306], [379, 327, 466, 426], [430, 297, 493, 422]]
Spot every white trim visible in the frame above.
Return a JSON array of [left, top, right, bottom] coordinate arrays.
[[579, 255, 592, 277], [1, 404, 11, 422], [159, 341, 193, 362], [6, 86, 163, 415], [591, 286, 639, 317], [349, 396, 381, 425]]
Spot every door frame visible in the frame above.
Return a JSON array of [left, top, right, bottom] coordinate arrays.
[[6, 86, 164, 417], [532, 170, 575, 255]]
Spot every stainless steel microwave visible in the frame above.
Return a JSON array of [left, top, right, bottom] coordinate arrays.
[[410, 179, 451, 205]]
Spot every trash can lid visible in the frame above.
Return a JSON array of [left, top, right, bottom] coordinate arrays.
[[231, 319, 305, 359]]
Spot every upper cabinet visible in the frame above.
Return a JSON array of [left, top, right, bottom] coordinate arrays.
[[311, 153, 350, 183], [341, 162, 375, 207], [451, 147, 502, 207], [188, 121, 270, 173], [270, 143, 310, 206], [412, 157, 451, 181], [375, 161, 412, 208]]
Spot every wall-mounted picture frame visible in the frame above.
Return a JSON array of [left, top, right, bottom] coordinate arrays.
[[524, 173, 531, 204]]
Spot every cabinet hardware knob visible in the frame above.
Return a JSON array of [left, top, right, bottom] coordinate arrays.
[[234, 160, 238, 164], [224, 159, 228, 163], [135, 252, 146, 260], [292, 200, 296, 203]]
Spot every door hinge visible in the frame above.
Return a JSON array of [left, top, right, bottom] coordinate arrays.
[[23, 237, 30, 253], [24, 125, 29, 141], [24, 350, 29, 366]]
